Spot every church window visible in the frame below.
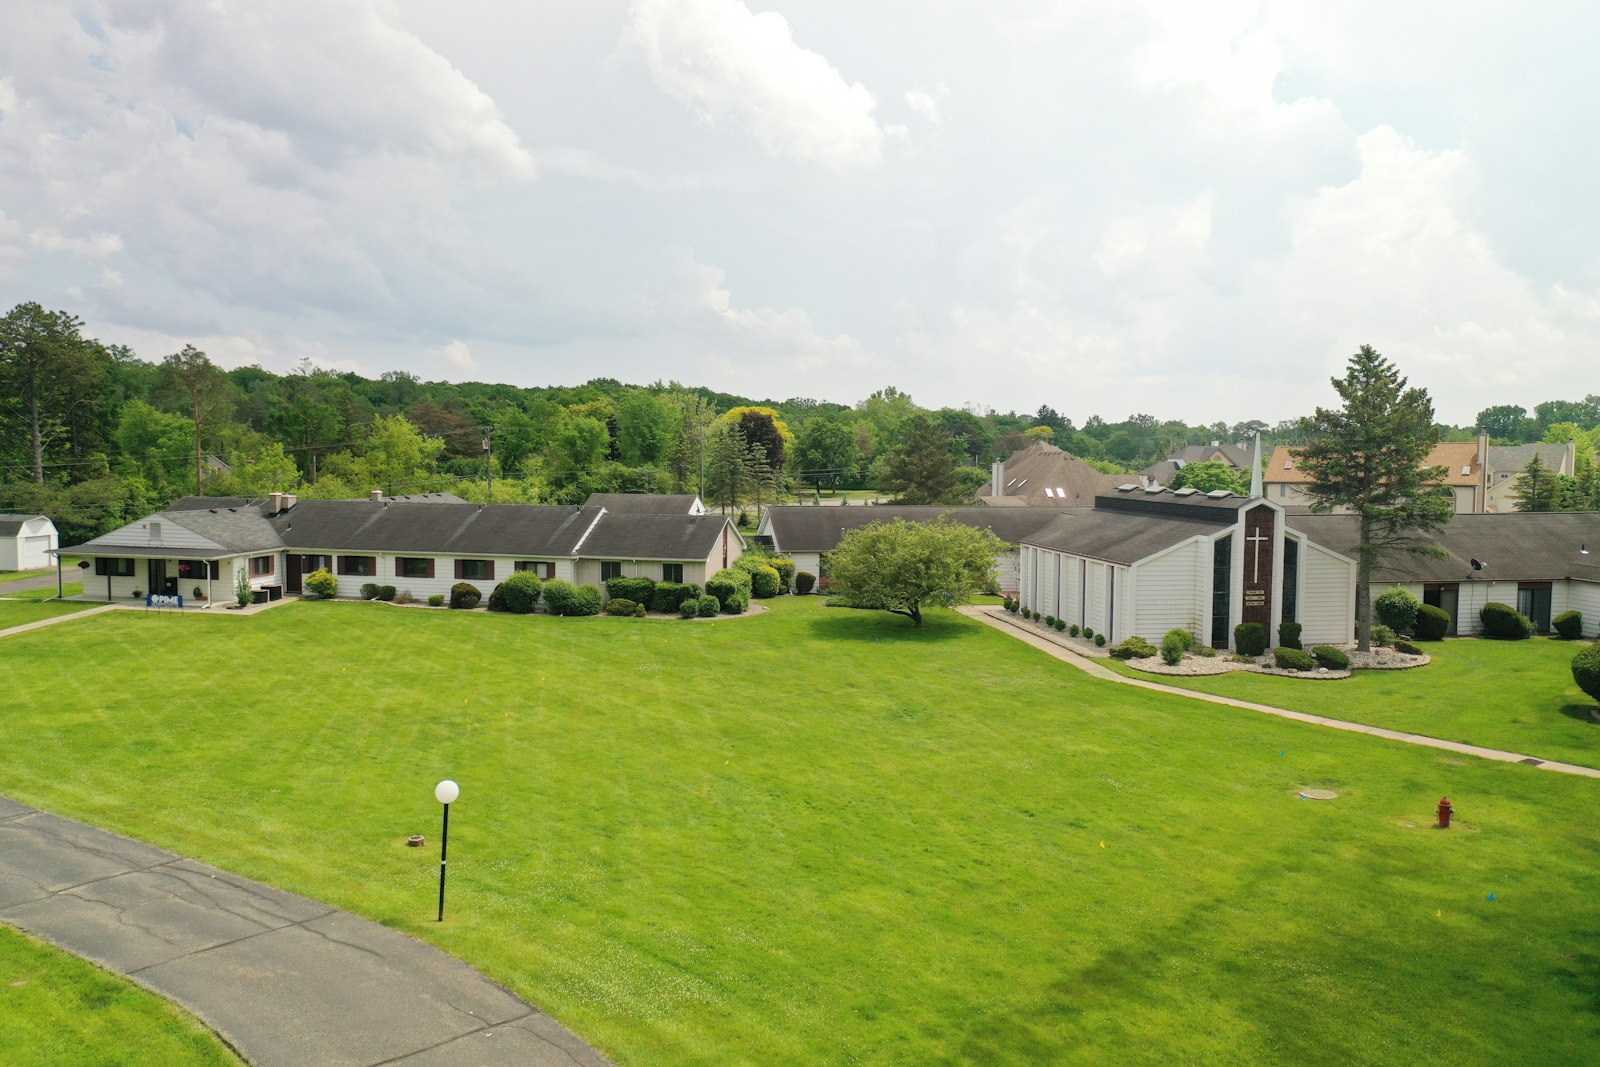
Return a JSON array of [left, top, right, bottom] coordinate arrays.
[[1281, 539, 1299, 623], [1211, 535, 1232, 649]]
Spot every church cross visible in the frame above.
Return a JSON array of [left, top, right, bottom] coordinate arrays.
[[1246, 528, 1270, 583]]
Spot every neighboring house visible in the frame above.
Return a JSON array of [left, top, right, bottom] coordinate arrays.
[[1018, 487, 1356, 650], [59, 494, 744, 604], [1140, 441, 1256, 487], [760, 505, 1089, 593], [1264, 441, 1487, 513], [0, 515, 59, 571], [1292, 511, 1598, 637], [1483, 442, 1576, 513], [977, 442, 1127, 506], [584, 493, 706, 515]]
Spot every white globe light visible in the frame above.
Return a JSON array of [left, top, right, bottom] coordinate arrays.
[[434, 780, 460, 805]]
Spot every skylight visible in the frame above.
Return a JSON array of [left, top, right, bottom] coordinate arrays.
[[1284, 460, 1294, 469], [1043, 487, 1056, 497], [1461, 465, 1472, 476]]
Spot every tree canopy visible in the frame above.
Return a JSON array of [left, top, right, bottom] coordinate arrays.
[[824, 517, 1006, 626]]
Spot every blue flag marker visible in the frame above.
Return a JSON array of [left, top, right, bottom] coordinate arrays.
[[1487, 892, 1496, 902], [1279, 751, 1285, 757]]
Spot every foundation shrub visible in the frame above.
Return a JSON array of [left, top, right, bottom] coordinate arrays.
[[1414, 604, 1450, 641], [427, 594, 445, 607], [795, 571, 816, 595], [1068, 624, 1080, 637], [303, 569, 337, 599], [1479, 602, 1533, 639], [1160, 631, 1188, 666], [697, 595, 721, 618], [498, 570, 543, 614], [569, 584, 603, 616], [1110, 636, 1158, 660], [1572, 645, 1600, 703], [377, 585, 396, 602], [1311, 645, 1350, 670], [605, 576, 655, 604], [706, 568, 752, 613], [1393, 639, 1423, 656], [360, 583, 380, 601], [1233, 622, 1268, 657], [1273, 646, 1315, 671], [1277, 621, 1302, 650], [767, 557, 796, 592], [650, 581, 695, 614], [1094, 633, 1106, 647], [449, 582, 482, 610], [1053, 619, 1066, 631], [1552, 610, 1583, 640], [1375, 587, 1421, 635], [606, 597, 638, 617], [541, 579, 577, 616]]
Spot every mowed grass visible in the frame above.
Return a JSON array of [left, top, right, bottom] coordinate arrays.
[[0, 582, 86, 602], [1107, 637, 1600, 768], [1, 598, 1598, 1065], [0, 925, 241, 1066], [0, 598, 98, 622]]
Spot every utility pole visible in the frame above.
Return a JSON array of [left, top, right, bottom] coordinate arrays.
[[482, 425, 494, 502]]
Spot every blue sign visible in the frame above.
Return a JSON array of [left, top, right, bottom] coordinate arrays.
[[146, 593, 184, 609]]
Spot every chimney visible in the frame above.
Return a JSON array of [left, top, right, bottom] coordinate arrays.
[[370, 489, 383, 502], [268, 492, 283, 514], [281, 494, 297, 512], [1210, 440, 1219, 447], [991, 460, 1004, 498]]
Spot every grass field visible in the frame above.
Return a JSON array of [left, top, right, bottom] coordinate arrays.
[[0, 582, 86, 602], [0, 599, 98, 622], [0, 925, 241, 1066], [1104, 637, 1600, 768], [1, 598, 1598, 1065]]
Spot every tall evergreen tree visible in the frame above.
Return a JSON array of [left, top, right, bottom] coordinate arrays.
[[1511, 454, 1559, 512], [0, 302, 107, 483], [1296, 345, 1453, 651], [880, 414, 961, 504]]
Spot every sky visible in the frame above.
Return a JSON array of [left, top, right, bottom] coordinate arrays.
[[2, 1, 1597, 427]]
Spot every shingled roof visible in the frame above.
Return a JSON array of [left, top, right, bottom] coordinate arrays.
[[584, 493, 702, 514], [574, 513, 737, 560], [267, 501, 606, 557], [1288, 512, 1600, 583], [978, 442, 1128, 505], [0, 514, 49, 537], [1265, 442, 1483, 487], [763, 505, 1086, 553]]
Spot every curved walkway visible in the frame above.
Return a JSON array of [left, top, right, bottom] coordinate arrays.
[[962, 607, 1600, 780], [0, 795, 612, 1067]]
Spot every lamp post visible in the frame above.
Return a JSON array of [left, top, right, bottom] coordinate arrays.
[[434, 779, 459, 921]]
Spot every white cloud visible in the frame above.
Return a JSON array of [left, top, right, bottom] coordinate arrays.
[[29, 229, 125, 262], [903, 85, 946, 126], [438, 339, 478, 371], [628, 0, 886, 169]]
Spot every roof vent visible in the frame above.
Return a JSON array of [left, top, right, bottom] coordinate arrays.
[[1117, 484, 1139, 492], [1284, 460, 1294, 469], [1173, 487, 1198, 496], [1461, 465, 1471, 476], [371, 489, 383, 502], [1144, 485, 1165, 494], [1206, 489, 1233, 498]]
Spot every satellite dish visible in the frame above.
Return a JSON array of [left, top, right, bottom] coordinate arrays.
[[1470, 558, 1487, 570]]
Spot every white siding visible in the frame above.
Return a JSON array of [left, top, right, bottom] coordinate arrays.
[[995, 550, 1021, 596], [1568, 581, 1600, 637], [1129, 539, 1205, 643], [1300, 543, 1355, 646], [1085, 561, 1109, 636], [789, 552, 821, 582]]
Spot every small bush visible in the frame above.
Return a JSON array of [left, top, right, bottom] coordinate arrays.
[[1110, 635, 1158, 660], [605, 576, 655, 605], [499, 570, 543, 614], [768, 557, 796, 592], [1231, 653, 1254, 663], [1393, 639, 1423, 656], [1053, 619, 1065, 631], [1572, 645, 1600, 703], [1165, 629, 1195, 653], [487, 584, 509, 612], [1233, 622, 1268, 656], [377, 585, 396, 602], [697, 595, 720, 618], [796, 571, 816, 595], [1002, 596, 1014, 612], [1369, 624, 1396, 647], [1094, 633, 1106, 647], [680, 597, 700, 619], [449, 582, 482, 610], [569, 584, 603, 616], [1160, 631, 1187, 666], [747, 565, 780, 599], [1375, 588, 1421, 635], [634, 602, 646, 617], [1273, 646, 1315, 671], [1278, 621, 1302, 650], [1045, 615, 1057, 628], [1311, 645, 1349, 670], [360, 583, 380, 601], [427, 593, 445, 607], [1194, 645, 1218, 658], [1480, 601, 1533, 639], [541, 579, 577, 616], [1082, 627, 1093, 639], [1068, 624, 1080, 637], [606, 597, 637, 617], [1414, 603, 1450, 641], [394, 589, 415, 605], [706, 568, 752, 613], [1552, 610, 1583, 640], [303, 568, 337, 599]]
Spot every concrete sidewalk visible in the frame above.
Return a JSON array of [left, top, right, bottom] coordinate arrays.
[[0, 796, 611, 1067], [963, 607, 1600, 780], [0, 603, 118, 639]]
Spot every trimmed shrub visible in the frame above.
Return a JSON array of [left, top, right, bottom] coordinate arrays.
[[1552, 610, 1584, 640], [1311, 645, 1350, 670], [1375, 587, 1421, 635], [747, 565, 780, 599], [706, 568, 752, 613], [634, 602, 646, 617], [427, 593, 445, 607], [1165, 628, 1195, 653], [1572, 644, 1600, 704], [1480, 601, 1534, 639], [360, 583, 380, 601], [498, 570, 543, 614], [1369, 624, 1396, 648], [568, 584, 603, 616], [795, 571, 816, 595], [1068, 624, 1080, 637], [377, 585, 396, 602], [697, 595, 720, 618], [1273, 646, 1315, 671], [1414, 603, 1450, 641], [303, 568, 337, 599], [680, 597, 700, 619], [1082, 627, 1093, 639], [1045, 615, 1057, 628], [650, 581, 694, 614], [1053, 619, 1066, 631], [1093, 633, 1106, 647], [768, 557, 796, 592], [449, 582, 482, 609], [606, 597, 637, 617], [605, 576, 655, 604], [1278, 621, 1302, 650], [1111, 635, 1158, 660], [1160, 630, 1187, 666], [1393, 640, 1423, 656], [1233, 622, 1268, 657], [487, 584, 509, 612], [541, 579, 577, 616], [1002, 596, 1014, 612]]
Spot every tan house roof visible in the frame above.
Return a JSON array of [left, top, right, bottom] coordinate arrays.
[[977, 442, 1127, 505], [1264, 442, 1482, 487]]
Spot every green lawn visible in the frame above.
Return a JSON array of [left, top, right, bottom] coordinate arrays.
[[0, 582, 86, 602], [1105, 637, 1600, 768], [0, 925, 241, 1066], [0, 598, 1597, 1065], [0, 598, 98, 622], [0, 557, 83, 583]]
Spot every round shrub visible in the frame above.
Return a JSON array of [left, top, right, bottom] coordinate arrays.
[[303, 568, 337, 599], [1552, 610, 1583, 640], [1165, 628, 1195, 653], [1375, 588, 1420, 635], [1480, 601, 1534, 639], [1572, 644, 1600, 704], [1160, 630, 1187, 666], [1045, 615, 1057, 628], [1278, 621, 1303, 650], [1311, 645, 1350, 670], [747, 565, 780, 599], [634, 602, 646, 617], [1082, 627, 1093, 639], [377, 585, 396, 602], [1393, 639, 1423, 656], [768, 557, 796, 592], [1193, 645, 1218, 658], [1053, 619, 1066, 631], [540, 579, 576, 616], [697, 595, 720, 618], [487, 584, 509, 612], [449, 582, 482, 610], [605, 575, 655, 604], [1093, 633, 1106, 647], [706, 568, 752, 613], [796, 571, 816, 595], [1068, 624, 1080, 637], [498, 570, 543, 614], [1414, 603, 1450, 641], [1002, 596, 1014, 612], [1233, 622, 1268, 657], [1273, 646, 1315, 671], [427, 593, 445, 607], [569, 584, 603, 616], [360, 583, 380, 601], [606, 597, 637, 617], [680, 597, 700, 619], [1110, 635, 1158, 660]]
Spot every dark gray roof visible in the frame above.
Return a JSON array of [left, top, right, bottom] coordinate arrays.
[[1024, 509, 1235, 564], [270, 501, 604, 557], [1486, 443, 1571, 475], [764, 505, 1086, 552], [167, 496, 257, 511], [0, 514, 48, 537], [166, 507, 288, 553], [574, 514, 737, 560], [584, 493, 700, 514], [1289, 512, 1600, 583], [1092, 487, 1254, 520], [381, 492, 467, 503], [1140, 443, 1255, 482]]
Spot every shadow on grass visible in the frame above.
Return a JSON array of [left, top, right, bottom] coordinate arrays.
[[1558, 703, 1600, 724], [804, 605, 973, 644]]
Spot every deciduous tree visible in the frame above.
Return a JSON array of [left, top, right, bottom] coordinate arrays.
[[160, 344, 233, 495], [826, 518, 1007, 626]]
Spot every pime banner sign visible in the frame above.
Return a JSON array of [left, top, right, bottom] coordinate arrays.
[[146, 593, 184, 609]]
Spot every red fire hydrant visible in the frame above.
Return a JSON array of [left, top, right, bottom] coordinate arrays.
[[1437, 797, 1453, 829]]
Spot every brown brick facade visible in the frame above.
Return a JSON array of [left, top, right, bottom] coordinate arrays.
[[1241, 504, 1275, 629]]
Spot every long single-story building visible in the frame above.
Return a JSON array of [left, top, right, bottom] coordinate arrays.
[[0, 514, 58, 571], [60, 492, 744, 605]]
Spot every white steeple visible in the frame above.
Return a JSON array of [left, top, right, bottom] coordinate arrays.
[[1249, 431, 1263, 498]]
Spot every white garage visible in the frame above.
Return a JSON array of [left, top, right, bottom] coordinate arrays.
[[0, 514, 59, 571]]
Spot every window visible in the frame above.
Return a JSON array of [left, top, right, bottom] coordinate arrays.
[[516, 561, 555, 580], [600, 561, 623, 581], [1280, 539, 1299, 624], [456, 559, 494, 581], [250, 555, 274, 577], [338, 556, 375, 577], [397, 557, 434, 579], [148, 521, 162, 541], [1211, 535, 1232, 649], [662, 563, 683, 584], [94, 557, 136, 577]]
